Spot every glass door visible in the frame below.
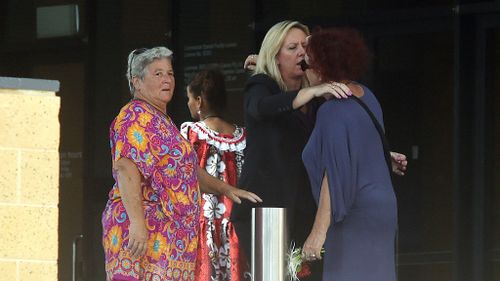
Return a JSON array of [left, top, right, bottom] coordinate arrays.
[[365, 21, 455, 281], [480, 14, 500, 281]]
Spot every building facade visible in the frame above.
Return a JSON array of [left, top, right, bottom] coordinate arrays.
[[0, 0, 498, 280]]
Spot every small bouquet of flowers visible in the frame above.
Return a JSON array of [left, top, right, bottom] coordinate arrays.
[[287, 242, 325, 281]]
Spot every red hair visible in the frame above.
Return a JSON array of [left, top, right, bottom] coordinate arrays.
[[307, 27, 371, 82]]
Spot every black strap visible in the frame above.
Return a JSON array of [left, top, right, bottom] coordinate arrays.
[[351, 96, 392, 176], [351, 96, 398, 271]]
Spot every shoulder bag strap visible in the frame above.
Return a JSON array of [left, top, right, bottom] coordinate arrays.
[[351, 96, 392, 176]]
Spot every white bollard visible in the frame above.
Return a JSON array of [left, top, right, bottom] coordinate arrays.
[[251, 207, 288, 281]]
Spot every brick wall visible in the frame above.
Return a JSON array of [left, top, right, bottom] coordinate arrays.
[[0, 89, 60, 281]]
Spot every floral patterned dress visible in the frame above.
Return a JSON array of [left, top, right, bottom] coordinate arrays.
[[180, 121, 249, 281], [102, 100, 201, 281]]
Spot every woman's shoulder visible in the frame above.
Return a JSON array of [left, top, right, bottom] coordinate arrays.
[[249, 73, 273, 82], [245, 73, 279, 91], [317, 95, 358, 118], [112, 100, 162, 132], [316, 82, 381, 124], [119, 99, 156, 117], [348, 82, 375, 98], [181, 121, 246, 152], [354, 83, 380, 109]]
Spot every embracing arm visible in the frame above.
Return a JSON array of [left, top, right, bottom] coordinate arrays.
[[302, 173, 331, 260], [246, 81, 351, 120], [197, 167, 262, 204], [244, 81, 299, 119], [114, 157, 148, 259], [292, 83, 349, 109]]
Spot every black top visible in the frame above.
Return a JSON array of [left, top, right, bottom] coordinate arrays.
[[231, 74, 318, 223], [230, 74, 325, 279]]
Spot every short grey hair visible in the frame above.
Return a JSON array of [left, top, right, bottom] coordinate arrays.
[[126, 46, 173, 95]]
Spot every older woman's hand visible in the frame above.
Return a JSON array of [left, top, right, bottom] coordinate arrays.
[[222, 185, 263, 204], [197, 167, 262, 203], [127, 220, 148, 259]]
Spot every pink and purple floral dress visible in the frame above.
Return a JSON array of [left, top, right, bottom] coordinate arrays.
[[102, 100, 201, 281]]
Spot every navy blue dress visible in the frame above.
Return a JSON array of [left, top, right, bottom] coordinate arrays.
[[302, 85, 397, 281]]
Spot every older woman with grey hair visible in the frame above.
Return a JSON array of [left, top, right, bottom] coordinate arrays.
[[101, 46, 260, 281]]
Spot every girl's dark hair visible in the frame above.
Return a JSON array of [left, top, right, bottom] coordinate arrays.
[[307, 27, 372, 82], [188, 69, 227, 113]]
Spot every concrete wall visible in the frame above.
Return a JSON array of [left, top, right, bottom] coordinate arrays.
[[0, 79, 60, 281]]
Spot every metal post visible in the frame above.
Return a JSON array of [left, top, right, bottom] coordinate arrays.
[[72, 234, 83, 281], [251, 207, 288, 281]]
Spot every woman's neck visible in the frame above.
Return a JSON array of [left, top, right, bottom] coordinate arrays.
[[134, 93, 167, 115], [200, 114, 236, 135], [343, 81, 364, 98], [284, 76, 302, 91], [199, 111, 220, 122]]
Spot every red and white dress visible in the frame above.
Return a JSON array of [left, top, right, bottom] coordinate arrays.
[[180, 121, 249, 281]]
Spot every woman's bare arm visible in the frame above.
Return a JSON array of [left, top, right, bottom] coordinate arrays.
[[197, 167, 262, 204], [114, 157, 148, 259], [302, 173, 331, 260]]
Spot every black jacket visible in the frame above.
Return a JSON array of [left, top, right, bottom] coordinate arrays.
[[231, 74, 318, 222]]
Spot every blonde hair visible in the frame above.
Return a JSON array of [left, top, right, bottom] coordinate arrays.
[[254, 20, 310, 91]]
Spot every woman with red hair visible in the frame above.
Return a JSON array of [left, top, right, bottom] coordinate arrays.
[[301, 28, 398, 281]]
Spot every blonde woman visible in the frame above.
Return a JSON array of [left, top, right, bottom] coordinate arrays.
[[231, 21, 351, 280]]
